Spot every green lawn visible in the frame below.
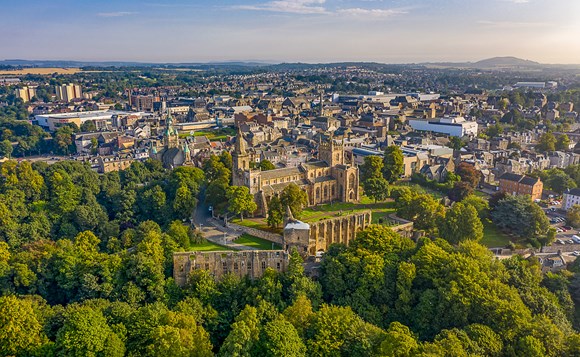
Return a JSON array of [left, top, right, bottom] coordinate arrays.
[[230, 218, 282, 234], [480, 220, 512, 248], [301, 198, 395, 223], [234, 234, 282, 250], [180, 128, 236, 141], [189, 240, 232, 252]]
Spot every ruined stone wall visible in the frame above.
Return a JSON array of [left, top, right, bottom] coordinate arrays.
[[173, 250, 288, 286], [387, 214, 414, 239], [226, 223, 284, 245], [306, 210, 372, 255]]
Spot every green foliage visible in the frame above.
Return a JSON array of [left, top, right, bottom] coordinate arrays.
[[279, 183, 309, 218], [568, 205, 580, 228], [491, 194, 549, 241], [383, 145, 404, 183], [395, 188, 445, 232], [462, 194, 490, 220], [0, 139, 12, 159], [226, 185, 258, 221], [360, 155, 384, 183], [267, 195, 284, 228], [557, 134, 571, 151], [363, 177, 390, 203], [537, 132, 557, 153], [439, 202, 484, 244], [0, 295, 46, 355], [259, 159, 276, 171]]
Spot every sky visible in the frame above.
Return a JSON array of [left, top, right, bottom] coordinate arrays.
[[1, 0, 579, 64]]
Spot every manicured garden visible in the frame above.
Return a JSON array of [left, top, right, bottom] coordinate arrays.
[[189, 240, 232, 252], [234, 233, 282, 250]]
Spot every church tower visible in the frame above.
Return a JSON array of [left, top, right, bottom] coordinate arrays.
[[232, 127, 250, 186], [318, 134, 344, 167], [164, 109, 179, 149]]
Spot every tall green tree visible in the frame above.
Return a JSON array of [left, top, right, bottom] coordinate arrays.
[[556, 134, 571, 151], [363, 177, 390, 203], [267, 195, 284, 228], [360, 155, 384, 183], [279, 183, 309, 218], [0, 139, 13, 159], [439, 202, 484, 244], [226, 186, 258, 221], [537, 132, 556, 153], [383, 145, 404, 183]]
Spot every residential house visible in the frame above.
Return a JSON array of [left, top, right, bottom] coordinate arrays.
[[498, 172, 543, 201]]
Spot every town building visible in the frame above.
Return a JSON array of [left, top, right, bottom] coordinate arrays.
[[563, 188, 580, 211], [14, 86, 36, 102], [55, 84, 82, 102], [498, 172, 543, 201], [408, 116, 478, 137]]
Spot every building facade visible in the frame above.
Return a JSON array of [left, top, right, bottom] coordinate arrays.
[[232, 130, 360, 215], [498, 172, 543, 201], [55, 84, 82, 102], [563, 188, 580, 211]]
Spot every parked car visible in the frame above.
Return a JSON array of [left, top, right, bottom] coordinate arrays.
[[573, 251, 580, 256], [556, 239, 565, 244], [563, 226, 573, 230]]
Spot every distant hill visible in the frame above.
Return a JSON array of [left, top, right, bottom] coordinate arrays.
[[473, 56, 541, 68]]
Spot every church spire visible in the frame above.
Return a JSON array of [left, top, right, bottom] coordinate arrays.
[[234, 126, 247, 155]]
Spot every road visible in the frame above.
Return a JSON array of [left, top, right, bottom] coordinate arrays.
[[191, 192, 255, 250]]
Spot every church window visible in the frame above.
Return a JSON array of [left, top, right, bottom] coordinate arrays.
[[324, 186, 328, 198], [261, 261, 266, 270], [276, 262, 281, 271]]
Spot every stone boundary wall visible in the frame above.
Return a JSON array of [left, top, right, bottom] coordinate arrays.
[[227, 222, 284, 245], [387, 214, 414, 238]]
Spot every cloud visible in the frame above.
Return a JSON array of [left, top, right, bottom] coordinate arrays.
[[233, 0, 327, 14], [336, 8, 407, 17], [97, 12, 137, 17], [501, 0, 530, 3]]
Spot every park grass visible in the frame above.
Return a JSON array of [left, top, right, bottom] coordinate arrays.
[[230, 218, 283, 234], [234, 234, 282, 250], [189, 240, 232, 252], [480, 220, 512, 248], [180, 128, 236, 141], [301, 198, 395, 223]]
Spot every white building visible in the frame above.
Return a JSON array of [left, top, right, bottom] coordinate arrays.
[[35, 110, 142, 131], [563, 188, 580, 211], [408, 116, 478, 137]]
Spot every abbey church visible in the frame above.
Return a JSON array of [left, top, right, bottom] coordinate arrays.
[[231, 128, 360, 216]]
